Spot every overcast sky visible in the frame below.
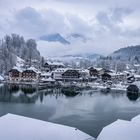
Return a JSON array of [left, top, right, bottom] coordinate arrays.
[[0, 0, 140, 57]]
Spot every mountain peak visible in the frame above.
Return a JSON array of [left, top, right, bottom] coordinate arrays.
[[67, 33, 87, 43], [39, 33, 70, 45]]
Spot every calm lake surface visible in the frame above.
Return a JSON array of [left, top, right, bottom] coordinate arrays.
[[0, 84, 140, 138]]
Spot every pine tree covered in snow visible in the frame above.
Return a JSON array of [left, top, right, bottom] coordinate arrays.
[[0, 34, 41, 74]]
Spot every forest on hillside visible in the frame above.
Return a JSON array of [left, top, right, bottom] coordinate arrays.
[[0, 34, 41, 74]]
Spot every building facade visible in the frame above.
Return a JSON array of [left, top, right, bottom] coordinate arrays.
[[62, 70, 80, 81]]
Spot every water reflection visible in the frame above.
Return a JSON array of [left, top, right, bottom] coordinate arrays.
[[0, 84, 82, 103], [8, 84, 19, 93], [127, 92, 139, 101], [61, 89, 79, 97], [0, 84, 38, 103], [0, 84, 140, 138], [126, 84, 139, 101], [1, 84, 140, 103]]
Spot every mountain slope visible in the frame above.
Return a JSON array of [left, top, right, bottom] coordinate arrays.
[[49, 53, 103, 62], [110, 45, 140, 62], [0, 34, 41, 74]]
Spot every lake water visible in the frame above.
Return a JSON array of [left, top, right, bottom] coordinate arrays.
[[0, 84, 140, 138]]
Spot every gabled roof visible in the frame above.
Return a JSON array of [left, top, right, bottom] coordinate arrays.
[[41, 72, 52, 76], [10, 66, 23, 73], [25, 66, 41, 74], [108, 72, 125, 76], [46, 61, 65, 66], [53, 68, 69, 73], [95, 68, 104, 71], [46, 77, 55, 82], [63, 69, 80, 74], [76, 69, 89, 73], [0, 75, 4, 80]]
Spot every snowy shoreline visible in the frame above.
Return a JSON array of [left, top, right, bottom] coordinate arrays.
[[3, 81, 130, 92]]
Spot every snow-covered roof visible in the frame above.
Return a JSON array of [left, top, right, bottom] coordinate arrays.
[[76, 69, 89, 73], [95, 68, 104, 71], [41, 77, 55, 82], [131, 114, 140, 123], [97, 119, 140, 140], [134, 64, 140, 67], [0, 75, 4, 81], [26, 66, 41, 74], [16, 56, 25, 63], [134, 75, 140, 78], [47, 61, 65, 66], [41, 78, 48, 81], [41, 72, 52, 76], [108, 72, 125, 76], [129, 69, 135, 73], [123, 71, 130, 74], [11, 66, 23, 73], [53, 68, 69, 73], [31, 59, 38, 63], [46, 77, 55, 82], [0, 114, 94, 140], [16, 56, 25, 67]]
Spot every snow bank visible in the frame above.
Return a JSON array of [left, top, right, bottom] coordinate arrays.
[[97, 119, 140, 140], [0, 114, 94, 140], [131, 114, 140, 123]]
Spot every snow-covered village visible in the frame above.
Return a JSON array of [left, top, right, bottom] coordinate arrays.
[[0, 34, 140, 140], [3, 54, 140, 92], [1, 0, 140, 140]]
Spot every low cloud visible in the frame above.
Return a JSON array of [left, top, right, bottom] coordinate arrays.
[[13, 7, 92, 38], [0, 0, 140, 56]]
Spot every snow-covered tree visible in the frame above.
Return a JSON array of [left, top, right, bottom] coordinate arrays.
[[0, 34, 41, 74]]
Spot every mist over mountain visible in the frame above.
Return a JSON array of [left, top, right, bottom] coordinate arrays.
[[62, 53, 102, 60], [40, 33, 70, 45], [39, 33, 89, 45], [66, 33, 88, 43]]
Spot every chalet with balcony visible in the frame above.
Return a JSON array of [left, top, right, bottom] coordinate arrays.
[[102, 73, 112, 82], [8, 67, 23, 81], [96, 68, 107, 75], [111, 72, 127, 83], [89, 67, 99, 77], [40, 72, 52, 79], [21, 67, 41, 82], [102, 72, 127, 83], [77, 69, 89, 81], [43, 61, 65, 71], [62, 69, 80, 81], [52, 68, 68, 81]]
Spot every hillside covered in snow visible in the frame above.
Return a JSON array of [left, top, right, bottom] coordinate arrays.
[[110, 45, 140, 62], [0, 34, 41, 74]]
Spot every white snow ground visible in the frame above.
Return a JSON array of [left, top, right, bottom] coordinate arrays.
[[97, 114, 140, 140], [0, 113, 94, 140]]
